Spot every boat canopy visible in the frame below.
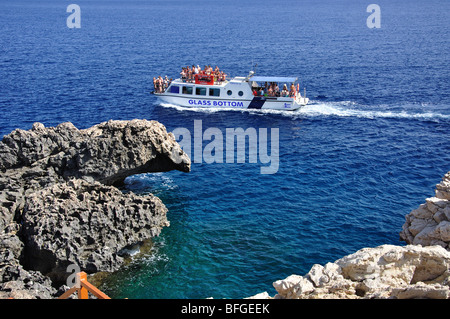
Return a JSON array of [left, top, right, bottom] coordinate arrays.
[[250, 76, 298, 83]]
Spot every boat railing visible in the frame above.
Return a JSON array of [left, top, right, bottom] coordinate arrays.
[[180, 78, 228, 86], [58, 271, 111, 299], [254, 92, 303, 99]]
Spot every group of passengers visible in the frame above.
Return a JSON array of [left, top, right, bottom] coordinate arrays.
[[153, 75, 172, 93], [253, 82, 298, 98], [181, 65, 227, 83]]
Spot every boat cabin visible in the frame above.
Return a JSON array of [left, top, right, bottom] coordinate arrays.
[[164, 75, 300, 101]]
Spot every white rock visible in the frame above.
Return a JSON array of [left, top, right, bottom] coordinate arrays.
[[307, 264, 328, 287], [436, 221, 450, 242], [248, 173, 450, 300], [401, 172, 450, 249], [392, 282, 450, 299], [272, 274, 302, 298], [293, 277, 315, 297], [267, 245, 450, 299], [435, 172, 450, 200], [409, 218, 432, 236], [245, 291, 271, 299], [413, 225, 439, 246], [433, 210, 447, 223], [411, 204, 433, 219], [444, 206, 450, 220]]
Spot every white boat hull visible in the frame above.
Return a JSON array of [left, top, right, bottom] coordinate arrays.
[[156, 94, 308, 111], [153, 72, 309, 111]]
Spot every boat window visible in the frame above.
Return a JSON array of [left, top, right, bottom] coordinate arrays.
[[196, 87, 207, 96], [169, 85, 179, 94], [238, 91, 244, 96], [182, 86, 193, 95], [227, 90, 232, 96], [209, 88, 220, 97]]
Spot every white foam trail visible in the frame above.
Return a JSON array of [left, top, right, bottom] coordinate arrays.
[[159, 101, 450, 121], [301, 102, 450, 120]]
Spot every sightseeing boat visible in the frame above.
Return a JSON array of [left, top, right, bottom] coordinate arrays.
[[153, 69, 309, 111]]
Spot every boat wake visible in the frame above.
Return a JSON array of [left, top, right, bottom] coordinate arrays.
[[301, 101, 450, 121], [159, 101, 450, 122]]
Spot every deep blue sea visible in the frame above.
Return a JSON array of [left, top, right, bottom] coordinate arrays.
[[1, 0, 449, 299]]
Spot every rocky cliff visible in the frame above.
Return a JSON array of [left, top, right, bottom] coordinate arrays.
[[263, 244, 449, 299], [248, 172, 450, 299], [400, 172, 450, 249], [0, 120, 190, 298]]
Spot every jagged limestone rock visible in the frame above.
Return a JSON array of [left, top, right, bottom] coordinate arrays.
[[269, 245, 450, 299], [0, 120, 190, 298], [400, 172, 450, 250]]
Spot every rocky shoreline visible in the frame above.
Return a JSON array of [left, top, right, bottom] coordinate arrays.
[[400, 172, 450, 249], [249, 172, 450, 299], [0, 120, 190, 298], [0, 119, 448, 299]]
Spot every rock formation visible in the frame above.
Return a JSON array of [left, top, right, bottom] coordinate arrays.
[[400, 172, 450, 250], [0, 119, 190, 298], [269, 245, 449, 299], [249, 172, 450, 300], [1, 118, 448, 300]]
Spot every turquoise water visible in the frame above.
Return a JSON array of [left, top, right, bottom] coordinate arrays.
[[0, 0, 449, 298]]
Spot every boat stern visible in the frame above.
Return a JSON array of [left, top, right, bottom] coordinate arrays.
[[296, 96, 309, 106]]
